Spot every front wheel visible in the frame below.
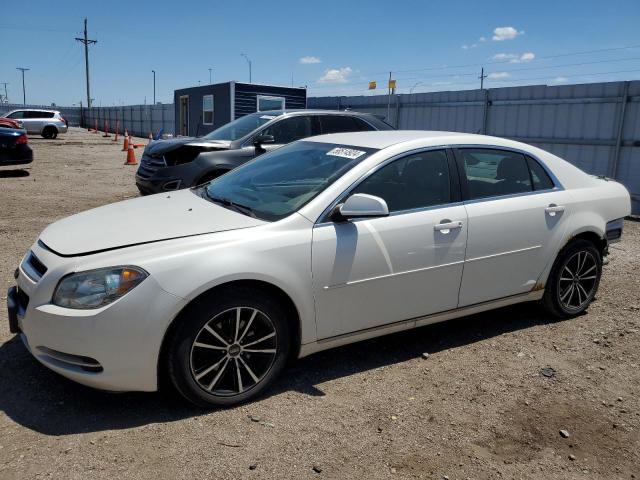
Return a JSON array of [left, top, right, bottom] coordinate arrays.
[[166, 288, 291, 407], [542, 239, 602, 318]]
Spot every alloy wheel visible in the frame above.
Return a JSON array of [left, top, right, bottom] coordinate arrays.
[[189, 307, 278, 397], [557, 250, 599, 312]]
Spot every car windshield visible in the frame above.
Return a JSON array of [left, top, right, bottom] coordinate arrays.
[[200, 141, 378, 221], [202, 112, 282, 141]]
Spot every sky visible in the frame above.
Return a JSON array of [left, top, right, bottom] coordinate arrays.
[[1, 0, 639, 106]]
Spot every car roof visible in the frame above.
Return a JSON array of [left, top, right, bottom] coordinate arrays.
[[7, 108, 59, 113], [253, 109, 377, 118], [303, 130, 541, 150]]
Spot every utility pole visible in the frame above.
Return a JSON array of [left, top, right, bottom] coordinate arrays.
[[16, 68, 29, 104], [152, 70, 156, 104], [241, 53, 252, 83], [208, 68, 213, 84], [0, 82, 8, 103], [479, 67, 488, 90], [386, 71, 392, 122], [75, 18, 97, 109]]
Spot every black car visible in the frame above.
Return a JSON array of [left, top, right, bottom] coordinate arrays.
[[135, 109, 393, 195], [0, 126, 33, 167]]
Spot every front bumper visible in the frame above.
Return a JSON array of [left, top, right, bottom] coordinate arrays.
[[8, 244, 186, 392]]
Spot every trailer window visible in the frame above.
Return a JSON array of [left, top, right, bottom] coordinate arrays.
[[257, 95, 285, 112], [202, 95, 214, 125]]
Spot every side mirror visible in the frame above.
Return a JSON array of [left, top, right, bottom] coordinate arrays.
[[253, 134, 275, 147], [335, 193, 389, 221]]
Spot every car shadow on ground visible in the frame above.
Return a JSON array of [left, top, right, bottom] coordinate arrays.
[[0, 169, 30, 178], [0, 302, 563, 436]]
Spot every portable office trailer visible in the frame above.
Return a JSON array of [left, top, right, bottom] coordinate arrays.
[[173, 82, 307, 137]]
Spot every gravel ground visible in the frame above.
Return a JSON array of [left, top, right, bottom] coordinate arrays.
[[0, 128, 638, 479]]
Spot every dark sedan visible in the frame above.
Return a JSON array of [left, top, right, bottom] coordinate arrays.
[[0, 127, 32, 166], [135, 109, 393, 195]]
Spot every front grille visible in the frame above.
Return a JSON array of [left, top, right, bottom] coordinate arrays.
[[21, 252, 47, 282], [136, 154, 167, 179], [16, 287, 29, 313]]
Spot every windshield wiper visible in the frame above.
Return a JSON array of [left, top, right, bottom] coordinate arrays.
[[205, 192, 257, 218]]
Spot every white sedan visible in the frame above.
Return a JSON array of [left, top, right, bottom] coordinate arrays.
[[8, 131, 631, 406]]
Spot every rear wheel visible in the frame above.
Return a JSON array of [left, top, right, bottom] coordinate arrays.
[[166, 288, 291, 407], [542, 239, 602, 318], [42, 126, 57, 139]]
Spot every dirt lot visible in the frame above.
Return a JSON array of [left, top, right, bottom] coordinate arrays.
[[0, 128, 638, 479]]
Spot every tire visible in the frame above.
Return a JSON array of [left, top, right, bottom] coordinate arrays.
[[542, 239, 602, 318], [42, 126, 57, 139], [166, 287, 291, 407]]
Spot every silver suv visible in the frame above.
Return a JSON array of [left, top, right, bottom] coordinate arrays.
[[1, 109, 68, 138]]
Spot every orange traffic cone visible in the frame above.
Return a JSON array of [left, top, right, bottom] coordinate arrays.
[[122, 130, 129, 151], [124, 139, 137, 165]]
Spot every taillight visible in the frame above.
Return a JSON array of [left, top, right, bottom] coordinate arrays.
[[59, 116, 67, 125], [16, 134, 28, 145]]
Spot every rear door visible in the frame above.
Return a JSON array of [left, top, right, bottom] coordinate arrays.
[[454, 147, 572, 306]]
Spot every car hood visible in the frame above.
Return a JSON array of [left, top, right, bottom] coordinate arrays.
[[145, 137, 232, 155], [39, 189, 266, 256]]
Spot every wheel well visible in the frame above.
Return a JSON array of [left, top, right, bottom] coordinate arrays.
[[43, 125, 57, 133], [567, 231, 607, 256], [157, 279, 302, 387]]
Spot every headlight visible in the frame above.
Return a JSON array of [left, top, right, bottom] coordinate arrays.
[[53, 266, 148, 309]]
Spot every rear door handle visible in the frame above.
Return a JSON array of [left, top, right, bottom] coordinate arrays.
[[545, 204, 565, 216], [434, 221, 463, 233]]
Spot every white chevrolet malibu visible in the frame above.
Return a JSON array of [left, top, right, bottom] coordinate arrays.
[[8, 131, 631, 406]]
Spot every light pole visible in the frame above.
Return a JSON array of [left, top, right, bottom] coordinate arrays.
[[16, 67, 29, 104], [152, 70, 156, 104], [410, 81, 423, 94], [208, 68, 213, 84], [241, 53, 252, 83]]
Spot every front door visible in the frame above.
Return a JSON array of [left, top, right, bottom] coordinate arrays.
[[312, 149, 468, 339], [179, 96, 189, 136], [455, 147, 572, 306]]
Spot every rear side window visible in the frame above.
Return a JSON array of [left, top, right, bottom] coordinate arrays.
[[319, 115, 364, 134], [526, 156, 555, 190], [352, 150, 451, 212], [459, 148, 532, 199]]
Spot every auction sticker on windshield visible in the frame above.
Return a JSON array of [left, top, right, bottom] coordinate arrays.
[[326, 147, 367, 159]]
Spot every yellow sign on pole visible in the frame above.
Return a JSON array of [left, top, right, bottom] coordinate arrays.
[[388, 79, 396, 89], [368, 81, 377, 90]]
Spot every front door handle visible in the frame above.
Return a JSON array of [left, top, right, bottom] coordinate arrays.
[[434, 221, 463, 233], [545, 204, 565, 216]]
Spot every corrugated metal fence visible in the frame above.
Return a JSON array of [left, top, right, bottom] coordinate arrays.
[[308, 81, 640, 214], [83, 104, 175, 138]]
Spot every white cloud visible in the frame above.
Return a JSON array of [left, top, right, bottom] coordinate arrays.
[[461, 45, 468, 50], [479, 36, 486, 42], [462, 43, 478, 50], [552, 76, 569, 84], [488, 72, 510, 79], [299, 56, 321, 64], [491, 52, 535, 63], [318, 67, 353, 84], [492, 26, 524, 41]]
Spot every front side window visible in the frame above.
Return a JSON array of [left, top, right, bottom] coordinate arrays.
[[202, 112, 281, 141], [257, 95, 285, 112], [459, 148, 532, 199], [202, 141, 377, 221], [351, 150, 451, 213], [7, 111, 24, 119], [202, 95, 214, 125], [261, 116, 313, 144]]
